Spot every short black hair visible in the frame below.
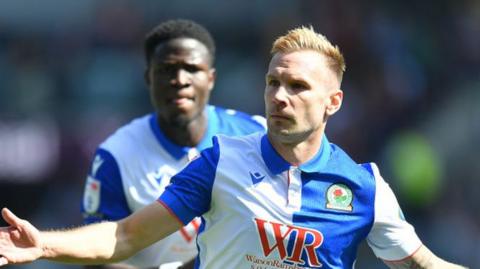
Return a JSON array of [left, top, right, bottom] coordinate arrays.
[[144, 19, 216, 65]]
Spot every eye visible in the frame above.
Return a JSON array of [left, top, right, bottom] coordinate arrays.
[[183, 64, 202, 73], [290, 81, 308, 90], [267, 78, 280, 87], [154, 64, 174, 74]]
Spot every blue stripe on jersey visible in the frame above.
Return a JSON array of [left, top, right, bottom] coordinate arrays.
[[82, 148, 131, 223], [292, 146, 376, 268], [259, 134, 375, 267], [159, 136, 220, 224]]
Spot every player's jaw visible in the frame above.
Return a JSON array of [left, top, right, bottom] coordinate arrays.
[[158, 89, 208, 127], [159, 103, 202, 127], [267, 110, 297, 134]]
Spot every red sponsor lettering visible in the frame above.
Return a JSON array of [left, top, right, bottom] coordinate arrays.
[[255, 218, 293, 259], [254, 218, 323, 267]]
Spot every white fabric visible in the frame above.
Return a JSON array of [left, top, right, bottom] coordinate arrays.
[[101, 115, 198, 268], [366, 163, 423, 261]]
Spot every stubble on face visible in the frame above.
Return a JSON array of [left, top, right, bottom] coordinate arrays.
[[265, 50, 340, 145]]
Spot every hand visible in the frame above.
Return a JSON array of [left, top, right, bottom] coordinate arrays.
[[0, 208, 43, 266]]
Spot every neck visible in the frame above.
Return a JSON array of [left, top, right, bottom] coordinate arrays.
[[157, 112, 208, 147], [268, 128, 325, 166]]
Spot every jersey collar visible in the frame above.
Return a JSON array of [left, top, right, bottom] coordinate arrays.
[[260, 133, 331, 175], [149, 106, 218, 160]]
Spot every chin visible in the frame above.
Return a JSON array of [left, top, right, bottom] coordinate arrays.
[[269, 127, 311, 144], [269, 128, 293, 140], [268, 122, 295, 135], [170, 108, 204, 127], [170, 114, 193, 127]]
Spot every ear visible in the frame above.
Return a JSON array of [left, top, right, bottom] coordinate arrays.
[[325, 89, 343, 116], [144, 66, 151, 86], [207, 68, 216, 91]]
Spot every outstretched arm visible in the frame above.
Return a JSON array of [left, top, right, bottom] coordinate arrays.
[[0, 202, 182, 266], [84, 265, 137, 269], [383, 245, 468, 269]]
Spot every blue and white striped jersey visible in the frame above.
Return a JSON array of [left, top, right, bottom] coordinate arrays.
[[159, 133, 422, 269], [81, 105, 266, 268]]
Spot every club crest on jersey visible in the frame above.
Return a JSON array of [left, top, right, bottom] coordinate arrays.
[[83, 176, 101, 214], [253, 218, 324, 268], [326, 183, 353, 212]]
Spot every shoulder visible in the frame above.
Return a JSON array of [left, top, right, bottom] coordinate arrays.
[[359, 162, 381, 181], [321, 143, 378, 196], [207, 133, 262, 169], [327, 143, 375, 178], [214, 132, 262, 150], [99, 114, 153, 155], [210, 106, 266, 132]]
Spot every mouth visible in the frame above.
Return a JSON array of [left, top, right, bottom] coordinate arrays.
[[269, 113, 293, 121], [168, 96, 195, 106]]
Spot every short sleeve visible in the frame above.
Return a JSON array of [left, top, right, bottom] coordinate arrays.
[[366, 163, 423, 261], [81, 148, 131, 223], [158, 137, 220, 225]]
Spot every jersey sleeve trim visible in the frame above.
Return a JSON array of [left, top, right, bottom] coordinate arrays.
[[156, 200, 185, 226], [366, 162, 423, 261], [381, 244, 423, 262]]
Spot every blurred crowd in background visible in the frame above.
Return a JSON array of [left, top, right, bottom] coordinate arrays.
[[0, 1, 479, 268]]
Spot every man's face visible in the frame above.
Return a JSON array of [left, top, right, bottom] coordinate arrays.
[[265, 50, 342, 144], [146, 38, 215, 126]]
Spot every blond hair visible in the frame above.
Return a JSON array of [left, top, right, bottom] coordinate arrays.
[[271, 26, 346, 82]]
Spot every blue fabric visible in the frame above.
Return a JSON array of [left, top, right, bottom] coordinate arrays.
[[259, 134, 376, 267], [149, 113, 189, 160], [260, 135, 290, 175], [260, 134, 331, 174], [291, 145, 376, 268], [159, 133, 377, 268], [299, 136, 331, 173], [82, 149, 131, 223], [159, 136, 221, 225], [361, 163, 374, 177]]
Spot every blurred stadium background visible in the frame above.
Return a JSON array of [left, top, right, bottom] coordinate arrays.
[[0, 0, 478, 268]]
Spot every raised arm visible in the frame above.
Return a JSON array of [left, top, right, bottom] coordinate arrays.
[[384, 245, 468, 269], [0, 202, 181, 266]]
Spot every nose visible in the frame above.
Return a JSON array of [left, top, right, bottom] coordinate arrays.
[[270, 84, 288, 106], [170, 68, 190, 87]]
